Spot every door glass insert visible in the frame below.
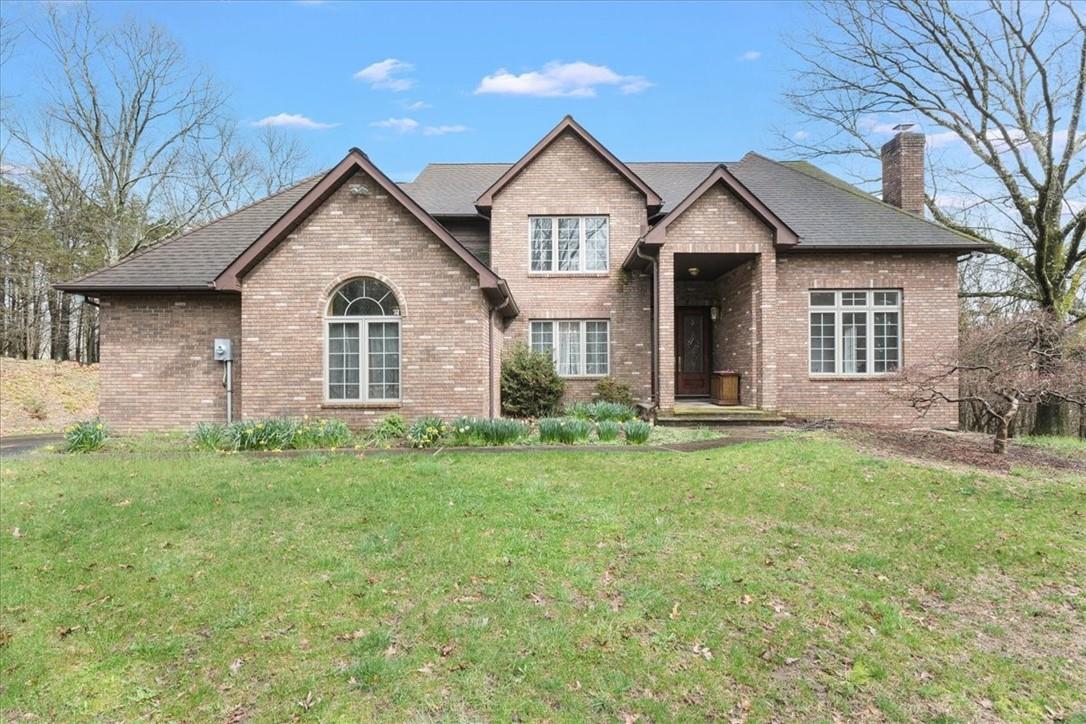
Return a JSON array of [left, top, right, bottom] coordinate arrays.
[[683, 315, 704, 373]]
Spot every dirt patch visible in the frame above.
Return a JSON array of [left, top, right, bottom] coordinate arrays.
[[0, 358, 98, 435], [825, 424, 1084, 474]]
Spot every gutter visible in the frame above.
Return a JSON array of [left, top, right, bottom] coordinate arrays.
[[488, 283, 517, 417]]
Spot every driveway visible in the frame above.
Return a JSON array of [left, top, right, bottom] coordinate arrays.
[[1, 434, 63, 458]]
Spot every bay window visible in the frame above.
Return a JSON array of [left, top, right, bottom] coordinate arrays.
[[529, 216, 609, 272], [530, 319, 610, 376], [808, 290, 901, 375]]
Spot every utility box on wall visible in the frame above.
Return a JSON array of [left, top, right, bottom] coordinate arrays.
[[213, 338, 233, 361]]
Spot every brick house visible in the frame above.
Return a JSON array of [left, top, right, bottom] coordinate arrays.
[[58, 117, 982, 432]]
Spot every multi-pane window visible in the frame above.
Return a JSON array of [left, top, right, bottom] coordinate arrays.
[[528, 216, 609, 272], [530, 320, 609, 376], [326, 277, 401, 401], [808, 290, 901, 375]]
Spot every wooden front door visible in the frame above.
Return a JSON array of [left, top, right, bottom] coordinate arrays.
[[675, 306, 711, 396]]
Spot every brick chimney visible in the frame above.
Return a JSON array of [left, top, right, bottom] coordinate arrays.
[[881, 125, 926, 215]]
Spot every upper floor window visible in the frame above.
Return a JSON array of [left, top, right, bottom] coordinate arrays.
[[809, 290, 900, 375], [326, 277, 400, 402], [529, 216, 609, 273]]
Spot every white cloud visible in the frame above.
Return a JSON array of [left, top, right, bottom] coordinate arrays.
[[370, 118, 469, 136], [251, 113, 338, 130], [792, 130, 810, 142], [370, 117, 420, 133], [474, 61, 651, 98], [354, 58, 415, 91], [737, 50, 762, 62], [422, 124, 469, 136], [404, 100, 431, 111]]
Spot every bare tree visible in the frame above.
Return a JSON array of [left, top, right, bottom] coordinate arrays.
[[6, 4, 246, 262], [253, 127, 308, 198], [904, 312, 1086, 452], [786, 0, 1085, 433]]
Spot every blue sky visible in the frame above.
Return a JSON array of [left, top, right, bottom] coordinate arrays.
[[5, 1, 837, 181]]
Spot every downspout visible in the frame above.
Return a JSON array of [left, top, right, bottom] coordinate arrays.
[[633, 241, 658, 406], [488, 285, 515, 418]]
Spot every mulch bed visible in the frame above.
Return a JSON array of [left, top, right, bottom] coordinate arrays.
[[825, 423, 1085, 474]]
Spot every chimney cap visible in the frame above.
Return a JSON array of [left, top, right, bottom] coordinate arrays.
[[892, 123, 916, 132]]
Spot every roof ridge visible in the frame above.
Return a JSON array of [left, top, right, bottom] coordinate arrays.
[[59, 172, 327, 287], [742, 152, 983, 244]]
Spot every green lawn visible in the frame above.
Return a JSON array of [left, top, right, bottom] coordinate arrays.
[[1, 436, 1083, 721], [1018, 434, 1086, 455]]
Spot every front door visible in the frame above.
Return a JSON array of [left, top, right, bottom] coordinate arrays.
[[675, 306, 711, 396]]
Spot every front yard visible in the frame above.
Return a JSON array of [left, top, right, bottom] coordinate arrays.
[[1, 435, 1083, 721]]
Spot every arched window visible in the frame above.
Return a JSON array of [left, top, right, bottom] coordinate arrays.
[[325, 277, 400, 402]]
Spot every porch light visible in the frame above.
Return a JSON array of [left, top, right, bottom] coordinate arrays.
[[687, 266, 700, 277], [710, 306, 719, 321]]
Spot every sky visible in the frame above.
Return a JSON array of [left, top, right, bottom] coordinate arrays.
[[2, 0, 834, 183]]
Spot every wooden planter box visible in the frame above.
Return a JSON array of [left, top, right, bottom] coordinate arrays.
[[711, 371, 741, 406]]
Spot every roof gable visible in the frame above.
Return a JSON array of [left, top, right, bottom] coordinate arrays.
[[474, 116, 662, 212], [643, 164, 799, 246], [214, 148, 517, 316]]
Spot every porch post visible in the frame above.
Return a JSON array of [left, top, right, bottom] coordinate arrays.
[[755, 252, 779, 411], [658, 250, 676, 413]]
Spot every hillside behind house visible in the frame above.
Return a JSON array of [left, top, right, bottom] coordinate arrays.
[[0, 358, 98, 436]]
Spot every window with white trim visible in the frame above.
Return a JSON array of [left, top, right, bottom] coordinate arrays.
[[809, 290, 900, 375], [325, 277, 401, 401], [529, 216, 609, 272], [530, 320, 609, 376]]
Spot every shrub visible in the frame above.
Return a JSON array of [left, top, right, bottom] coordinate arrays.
[[593, 377, 635, 406], [64, 420, 108, 453], [227, 418, 298, 451], [624, 420, 652, 445], [293, 418, 352, 449], [407, 416, 448, 448], [538, 417, 592, 444], [192, 422, 227, 451], [450, 417, 529, 446], [501, 343, 565, 419], [565, 400, 637, 423], [596, 420, 622, 442], [368, 414, 407, 446]]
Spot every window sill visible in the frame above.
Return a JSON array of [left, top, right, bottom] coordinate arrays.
[[807, 374, 902, 382], [527, 272, 610, 279], [560, 374, 610, 381], [320, 401, 402, 410]]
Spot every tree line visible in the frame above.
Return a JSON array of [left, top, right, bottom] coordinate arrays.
[[0, 4, 310, 362]]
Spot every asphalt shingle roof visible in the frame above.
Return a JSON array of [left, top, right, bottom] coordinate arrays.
[[59, 153, 980, 292], [57, 174, 322, 292]]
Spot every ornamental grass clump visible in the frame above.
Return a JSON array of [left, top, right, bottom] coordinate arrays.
[[367, 414, 407, 447], [192, 422, 227, 451], [596, 420, 622, 442], [226, 418, 299, 451], [293, 418, 352, 449], [538, 417, 592, 444], [450, 417, 529, 446], [623, 419, 652, 445], [64, 420, 108, 453], [407, 416, 448, 448], [566, 401, 636, 422]]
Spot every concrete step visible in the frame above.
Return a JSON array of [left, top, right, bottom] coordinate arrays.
[[657, 413, 787, 427]]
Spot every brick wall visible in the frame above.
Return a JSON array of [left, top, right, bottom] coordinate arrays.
[[715, 261, 755, 404], [487, 129, 653, 403], [98, 292, 240, 432], [239, 170, 495, 427], [774, 251, 959, 426]]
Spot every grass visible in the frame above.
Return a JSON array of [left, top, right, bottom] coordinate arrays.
[[1017, 434, 1086, 456], [2, 436, 1083, 721]]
